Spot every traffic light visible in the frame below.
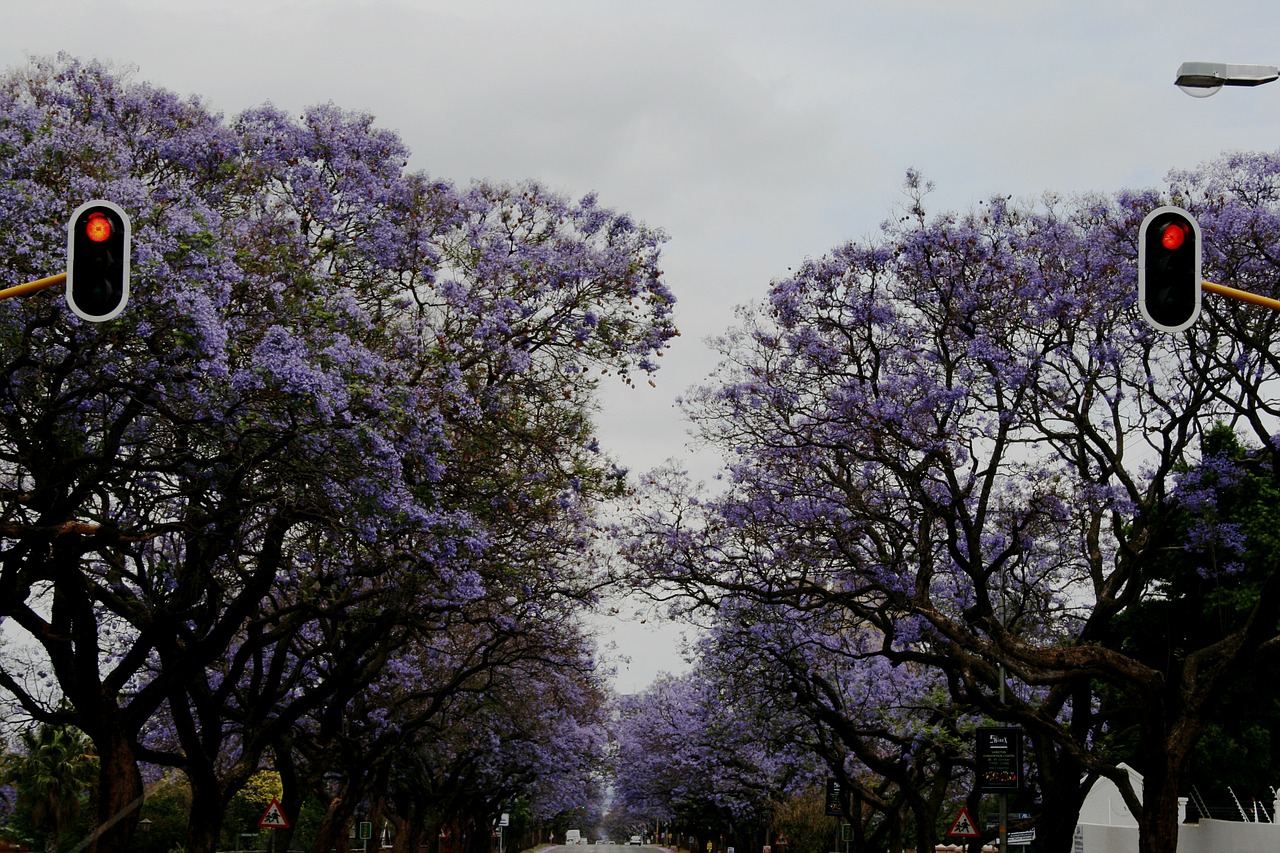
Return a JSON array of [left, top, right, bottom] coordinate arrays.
[[66, 200, 131, 322], [1138, 206, 1201, 332]]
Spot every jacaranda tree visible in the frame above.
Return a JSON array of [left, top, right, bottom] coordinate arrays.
[[694, 594, 982, 852], [0, 55, 675, 853], [613, 665, 819, 853], [619, 163, 1280, 853], [279, 598, 611, 853]]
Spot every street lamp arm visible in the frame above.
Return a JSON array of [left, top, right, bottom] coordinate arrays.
[[1176, 61, 1279, 96]]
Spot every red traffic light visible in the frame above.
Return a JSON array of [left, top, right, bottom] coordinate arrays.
[[1138, 206, 1201, 333], [83, 211, 113, 243], [66, 200, 131, 322], [1160, 222, 1187, 251]]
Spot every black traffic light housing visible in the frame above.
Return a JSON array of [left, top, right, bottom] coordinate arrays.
[[1138, 206, 1201, 333], [67, 200, 131, 322]]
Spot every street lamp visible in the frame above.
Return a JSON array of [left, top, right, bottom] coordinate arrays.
[[1176, 61, 1279, 97]]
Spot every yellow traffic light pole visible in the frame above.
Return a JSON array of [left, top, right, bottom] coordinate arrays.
[[1202, 279, 1280, 312], [0, 272, 66, 301], [4, 278, 1276, 313]]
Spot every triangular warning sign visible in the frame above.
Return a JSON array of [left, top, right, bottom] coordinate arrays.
[[258, 798, 291, 829], [946, 806, 980, 838]]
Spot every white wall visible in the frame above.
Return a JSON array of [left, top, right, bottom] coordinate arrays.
[[1075, 765, 1279, 853]]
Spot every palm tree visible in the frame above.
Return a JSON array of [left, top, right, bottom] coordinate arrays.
[[1, 724, 99, 853]]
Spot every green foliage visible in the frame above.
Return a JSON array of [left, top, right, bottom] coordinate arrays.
[[224, 772, 283, 847], [770, 786, 840, 853], [1102, 424, 1280, 790], [135, 772, 193, 853], [0, 723, 98, 852]]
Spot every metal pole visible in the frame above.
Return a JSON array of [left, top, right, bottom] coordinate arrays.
[[0, 272, 66, 301], [998, 657, 1008, 853], [1202, 279, 1280, 311], [999, 794, 1008, 853]]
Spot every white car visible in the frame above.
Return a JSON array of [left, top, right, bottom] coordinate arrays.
[[629, 838, 643, 846]]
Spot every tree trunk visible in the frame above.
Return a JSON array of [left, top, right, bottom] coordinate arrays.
[[1134, 759, 1183, 853], [912, 798, 936, 853], [851, 793, 865, 853], [312, 793, 359, 853], [184, 767, 230, 853], [1130, 690, 1206, 853], [1032, 741, 1088, 853], [963, 788, 984, 853], [87, 727, 144, 853], [888, 812, 902, 853], [390, 812, 427, 853], [463, 816, 492, 853], [274, 746, 303, 853]]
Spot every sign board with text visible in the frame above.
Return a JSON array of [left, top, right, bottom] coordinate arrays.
[[976, 727, 1022, 792], [824, 778, 849, 817]]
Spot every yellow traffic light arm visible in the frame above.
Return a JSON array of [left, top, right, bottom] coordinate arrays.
[[0, 272, 66, 301], [5, 278, 1275, 317], [1202, 280, 1280, 312]]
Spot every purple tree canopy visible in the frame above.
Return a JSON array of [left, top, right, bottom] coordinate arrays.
[[0, 54, 675, 853], [616, 162, 1280, 852], [613, 666, 819, 830]]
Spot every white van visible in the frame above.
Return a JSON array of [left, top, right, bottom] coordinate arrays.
[[565, 830, 583, 845]]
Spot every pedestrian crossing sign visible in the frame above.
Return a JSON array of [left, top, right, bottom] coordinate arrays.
[[946, 807, 980, 839], [259, 798, 291, 829]]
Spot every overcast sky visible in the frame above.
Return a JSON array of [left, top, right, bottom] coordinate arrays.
[[7, 0, 1280, 689]]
